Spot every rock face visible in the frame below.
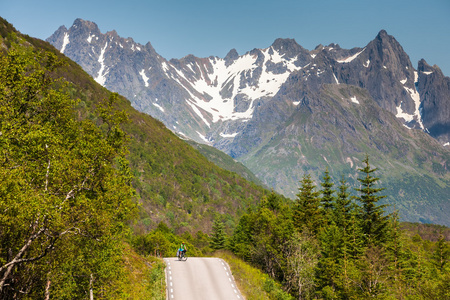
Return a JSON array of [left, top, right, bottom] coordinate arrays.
[[417, 59, 450, 144], [47, 19, 450, 226]]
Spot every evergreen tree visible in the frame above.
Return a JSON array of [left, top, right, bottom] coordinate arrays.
[[293, 174, 322, 234], [355, 155, 388, 246], [210, 216, 227, 250], [384, 211, 412, 297], [433, 232, 449, 272], [347, 203, 365, 259], [266, 190, 282, 212], [316, 224, 343, 298], [320, 168, 335, 223], [334, 176, 352, 229]]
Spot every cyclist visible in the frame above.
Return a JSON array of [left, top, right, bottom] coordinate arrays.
[[178, 242, 187, 258]]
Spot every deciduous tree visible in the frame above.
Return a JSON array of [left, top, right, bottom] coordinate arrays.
[[0, 47, 135, 298]]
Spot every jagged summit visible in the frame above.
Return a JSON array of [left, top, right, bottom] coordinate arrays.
[[376, 29, 389, 38], [224, 48, 239, 66], [45, 18, 450, 226], [72, 18, 100, 32], [271, 38, 299, 50], [46, 19, 449, 147]]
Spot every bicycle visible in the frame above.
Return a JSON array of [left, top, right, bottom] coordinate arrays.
[[178, 251, 188, 261]]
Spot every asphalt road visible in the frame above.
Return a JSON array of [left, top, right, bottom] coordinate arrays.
[[164, 257, 243, 300]]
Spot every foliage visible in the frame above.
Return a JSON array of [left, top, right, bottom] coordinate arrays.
[[355, 155, 389, 246], [215, 251, 294, 300], [0, 46, 135, 298], [119, 244, 165, 300], [131, 222, 207, 258], [293, 174, 322, 234], [210, 216, 227, 250], [229, 157, 450, 299]]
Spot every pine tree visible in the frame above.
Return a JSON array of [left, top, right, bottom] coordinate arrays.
[[433, 232, 449, 272], [316, 224, 343, 298], [334, 176, 352, 229], [355, 155, 388, 246], [320, 168, 335, 225], [293, 174, 322, 234], [210, 217, 227, 250]]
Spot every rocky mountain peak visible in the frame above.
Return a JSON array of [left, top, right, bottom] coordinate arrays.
[[418, 59, 444, 77], [72, 18, 100, 33], [45, 20, 450, 226], [46, 19, 450, 152], [106, 29, 119, 38], [376, 29, 389, 39], [417, 59, 450, 144], [271, 38, 299, 50], [271, 38, 306, 59], [224, 48, 239, 66], [369, 29, 411, 65]]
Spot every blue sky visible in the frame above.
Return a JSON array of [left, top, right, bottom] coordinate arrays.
[[2, 0, 450, 75]]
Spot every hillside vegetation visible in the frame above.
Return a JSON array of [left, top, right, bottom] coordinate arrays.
[[0, 17, 269, 298], [1, 17, 449, 300], [225, 160, 450, 299]]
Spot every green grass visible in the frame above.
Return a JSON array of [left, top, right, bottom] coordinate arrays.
[[214, 250, 294, 300], [120, 244, 166, 299]]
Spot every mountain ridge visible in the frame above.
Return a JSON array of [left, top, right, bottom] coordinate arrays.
[[46, 19, 450, 226], [1, 17, 274, 234]]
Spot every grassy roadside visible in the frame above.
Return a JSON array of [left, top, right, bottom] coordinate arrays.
[[214, 250, 293, 300], [120, 244, 166, 299]]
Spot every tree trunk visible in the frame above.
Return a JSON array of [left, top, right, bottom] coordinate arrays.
[[89, 274, 94, 300], [0, 225, 46, 292], [45, 277, 51, 300]]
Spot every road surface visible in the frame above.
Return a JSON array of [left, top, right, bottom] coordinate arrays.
[[164, 257, 243, 300]]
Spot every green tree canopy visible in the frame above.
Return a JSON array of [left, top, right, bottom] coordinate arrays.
[[210, 216, 227, 250], [293, 174, 322, 234], [0, 47, 135, 298], [355, 155, 389, 246]]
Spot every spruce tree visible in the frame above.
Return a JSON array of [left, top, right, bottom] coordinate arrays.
[[355, 155, 388, 246], [334, 176, 352, 229], [210, 217, 227, 250], [320, 168, 335, 224], [293, 173, 322, 234], [433, 233, 449, 272]]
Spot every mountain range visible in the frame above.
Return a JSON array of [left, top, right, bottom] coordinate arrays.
[[47, 19, 450, 226]]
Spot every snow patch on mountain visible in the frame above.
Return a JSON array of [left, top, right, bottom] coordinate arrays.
[[350, 96, 360, 104], [196, 131, 211, 144], [139, 69, 149, 87], [187, 101, 211, 127], [397, 72, 424, 129], [220, 132, 238, 138], [152, 102, 164, 112], [396, 102, 414, 123], [170, 46, 301, 123], [60, 33, 69, 54], [333, 73, 339, 84], [94, 42, 108, 86], [337, 48, 365, 63], [87, 34, 95, 43]]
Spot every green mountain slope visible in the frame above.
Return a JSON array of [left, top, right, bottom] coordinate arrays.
[[185, 139, 267, 188], [239, 83, 450, 225], [0, 17, 268, 235]]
